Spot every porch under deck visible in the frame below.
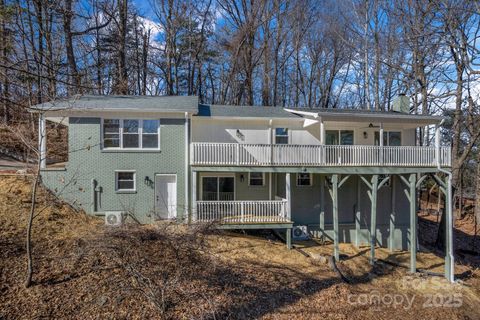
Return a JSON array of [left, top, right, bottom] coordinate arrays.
[[191, 167, 454, 283]]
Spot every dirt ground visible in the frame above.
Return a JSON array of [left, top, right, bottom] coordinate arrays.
[[1, 176, 479, 319]]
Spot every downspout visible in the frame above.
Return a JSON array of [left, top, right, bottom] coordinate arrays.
[[435, 119, 454, 283], [91, 178, 97, 213], [185, 112, 189, 222], [269, 119, 272, 200]]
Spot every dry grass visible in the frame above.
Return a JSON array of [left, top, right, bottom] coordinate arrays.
[[1, 176, 479, 319]]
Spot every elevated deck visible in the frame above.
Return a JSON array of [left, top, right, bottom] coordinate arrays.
[[191, 143, 451, 168]]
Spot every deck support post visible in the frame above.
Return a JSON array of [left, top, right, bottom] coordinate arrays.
[[431, 173, 455, 282], [285, 173, 292, 222], [369, 174, 379, 265], [320, 118, 325, 145], [38, 113, 47, 169], [389, 175, 396, 251], [408, 173, 417, 274], [355, 176, 361, 247], [286, 228, 292, 249], [269, 172, 272, 200], [320, 175, 325, 238], [435, 124, 441, 163], [444, 175, 454, 282], [379, 123, 384, 164], [191, 171, 197, 223], [332, 174, 339, 261]]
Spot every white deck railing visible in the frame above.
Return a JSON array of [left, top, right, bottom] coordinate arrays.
[[194, 200, 289, 223], [191, 143, 451, 167]]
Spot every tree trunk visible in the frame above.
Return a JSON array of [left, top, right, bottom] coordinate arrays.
[[63, 0, 80, 94], [474, 157, 480, 250], [142, 31, 149, 95], [261, 26, 270, 106], [25, 131, 43, 288], [115, 0, 128, 95]]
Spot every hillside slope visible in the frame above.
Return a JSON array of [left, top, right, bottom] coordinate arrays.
[[0, 176, 479, 319]]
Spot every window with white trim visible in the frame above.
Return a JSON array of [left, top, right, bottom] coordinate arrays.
[[115, 171, 136, 191], [297, 173, 312, 186], [103, 119, 120, 148], [102, 119, 160, 149], [325, 130, 354, 145], [275, 128, 289, 144], [374, 131, 402, 146], [248, 172, 265, 186], [123, 119, 139, 148]]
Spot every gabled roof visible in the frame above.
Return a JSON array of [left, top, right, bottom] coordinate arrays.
[[31, 95, 199, 114], [31, 95, 445, 125], [198, 104, 299, 118]]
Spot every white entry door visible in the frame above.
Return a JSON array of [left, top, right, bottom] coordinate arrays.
[[155, 174, 177, 219]]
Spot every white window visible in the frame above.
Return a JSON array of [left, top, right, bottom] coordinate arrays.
[[115, 171, 136, 192], [275, 128, 289, 144], [123, 119, 139, 148], [201, 176, 235, 200], [102, 119, 160, 150], [103, 119, 120, 148], [374, 131, 402, 146], [297, 173, 312, 186], [248, 172, 265, 186], [142, 120, 160, 148], [325, 130, 354, 145]]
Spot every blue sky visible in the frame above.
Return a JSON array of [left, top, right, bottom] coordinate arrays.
[[133, 0, 157, 20]]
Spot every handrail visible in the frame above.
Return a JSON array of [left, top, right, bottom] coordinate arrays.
[[195, 200, 289, 223], [191, 143, 451, 167]]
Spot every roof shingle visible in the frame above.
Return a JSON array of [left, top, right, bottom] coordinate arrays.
[[31, 95, 199, 113]]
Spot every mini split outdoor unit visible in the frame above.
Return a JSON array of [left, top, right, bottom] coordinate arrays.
[[105, 211, 124, 226], [292, 225, 309, 240]]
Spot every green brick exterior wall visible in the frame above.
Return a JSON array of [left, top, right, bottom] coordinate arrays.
[[41, 117, 187, 224]]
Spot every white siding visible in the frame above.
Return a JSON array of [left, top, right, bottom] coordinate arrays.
[[192, 118, 420, 146]]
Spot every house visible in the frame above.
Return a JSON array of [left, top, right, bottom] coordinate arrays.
[[32, 95, 454, 282]]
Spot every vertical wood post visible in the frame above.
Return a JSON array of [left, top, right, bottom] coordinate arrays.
[[320, 175, 325, 238], [409, 173, 417, 273], [38, 113, 46, 169], [370, 174, 379, 265], [320, 118, 325, 145], [379, 123, 384, 164], [286, 227, 292, 250], [241, 201, 245, 223], [332, 174, 339, 261], [355, 176, 361, 247], [236, 143, 240, 165], [389, 175, 396, 251], [184, 112, 189, 221], [435, 124, 441, 164], [444, 175, 454, 282], [269, 172, 272, 200], [269, 119, 273, 164], [191, 171, 197, 222], [285, 173, 291, 221]]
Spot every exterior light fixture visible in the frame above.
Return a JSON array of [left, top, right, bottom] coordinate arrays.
[[144, 176, 153, 187], [236, 129, 245, 141]]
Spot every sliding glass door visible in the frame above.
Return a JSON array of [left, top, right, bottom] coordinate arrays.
[[201, 176, 235, 201]]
